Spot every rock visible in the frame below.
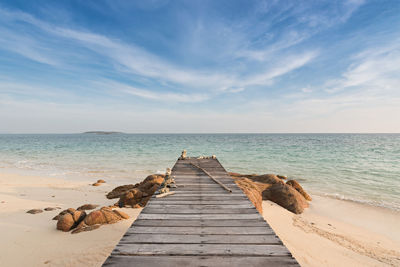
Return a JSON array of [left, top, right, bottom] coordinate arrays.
[[52, 215, 60, 220], [113, 209, 129, 219], [277, 175, 287, 179], [44, 207, 56, 211], [27, 209, 43, 214], [106, 184, 135, 199], [73, 207, 130, 233], [56, 213, 75, 231], [113, 174, 164, 207], [248, 174, 284, 185], [101, 208, 121, 224], [71, 224, 101, 234], [77, 204, 99, 211], [229, 172, 283, 185], [56, 209, 87, 231], [92, 182, 101, 186], [97, 179, 106, 183], [286, 180, 312, 201], [235, 178, 270, 213], [262, 183, 309, 214], [84, 210, 106, 225]]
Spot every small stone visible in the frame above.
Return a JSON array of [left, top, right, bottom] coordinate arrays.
[[97, 179, 106, 183], [92, 183, 101, 186], [27, 209, 43, 214], [277, 175, 287, 179], [77, 204, 99, 211], [71, 224, 101, 234], [44, 207, 56, 211]]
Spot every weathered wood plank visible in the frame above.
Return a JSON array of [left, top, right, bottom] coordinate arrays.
[[112, 243, 291, 256], [119, 233, 282, 244], [152, 193, 244, 197], [103, 255, 299, 267], [133, 219, 268, 227], [147, 202, 251, 206], [141, 208, 257, 214], [146, 204, 255, 209], [127, 226, 274, 235], [137, 213, 262, 220]]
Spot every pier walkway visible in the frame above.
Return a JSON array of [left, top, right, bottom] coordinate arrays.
[[103, 157, 299, 266]]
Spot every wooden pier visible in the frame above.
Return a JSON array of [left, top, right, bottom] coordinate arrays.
[[103, 157, 299, 266]]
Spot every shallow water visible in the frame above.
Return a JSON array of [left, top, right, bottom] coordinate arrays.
[[0, 133, 399, 210]]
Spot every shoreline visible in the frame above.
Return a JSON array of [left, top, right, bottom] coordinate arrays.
[[1, 170, 399, 266]]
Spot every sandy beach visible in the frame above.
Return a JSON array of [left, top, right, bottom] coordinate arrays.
[[1, 171, 399, 267]]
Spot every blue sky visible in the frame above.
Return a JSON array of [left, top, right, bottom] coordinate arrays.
[[0, 0, 399, 133]]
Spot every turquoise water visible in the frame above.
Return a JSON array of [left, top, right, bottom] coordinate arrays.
[[0, 134, 399, 210]]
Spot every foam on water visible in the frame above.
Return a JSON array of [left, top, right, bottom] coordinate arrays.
[[0, 133, 399, 210]]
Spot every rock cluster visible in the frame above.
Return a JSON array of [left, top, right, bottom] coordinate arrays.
[[106, 174, 165, 208], [229, 172, 311, 214], [55, 207, 129, 233]]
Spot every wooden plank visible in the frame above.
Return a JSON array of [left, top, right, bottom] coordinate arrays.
[[141, 208, 257, 214], [137, 213, 262, 220], [146, 204, 255, 209], [127, 226, 274, 235], [133, 219, 268, 227], [152, 193, 244, 197], [151, 197, 250, 201], [119, 233, 282, 244], [149, 200, 251, 205], [112, 243, 291, 256], [103, 255, 299, 267]]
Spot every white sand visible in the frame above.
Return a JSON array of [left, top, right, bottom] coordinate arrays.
[[1, 171, 400, 267], [0, 172, 142, 267], [262, 196, 400, 266]]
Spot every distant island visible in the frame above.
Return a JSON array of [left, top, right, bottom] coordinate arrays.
[[83, 131, 123, 135]]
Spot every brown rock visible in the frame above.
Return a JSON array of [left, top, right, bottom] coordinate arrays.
[[235, 178, 270, 213], [71, 224, 101, 234], [262, 183, 309, 214], [56, 213, 75, 231], [67, 208, 76, 213], [92, 182, 101, 186], [113, 210, 130, 219], [113, 174, 165, 207], [106, 184, 135, 199], [44, 207, 56, 211], [27, 209, 43, 214], [84, 210, 106, 226], [97, 179, 106, 183], [229, 172, 284, 185], [286, 180, 312, 201], [277, 175, 287, 179], [72, 210, 86, 225], [77, 204, 99, 211], [101, 209, 121, 224]]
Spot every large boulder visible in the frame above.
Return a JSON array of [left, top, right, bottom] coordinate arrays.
[[72, 208, 130, 234], [286, 180, 312, 201], [111, 174, 165, 208], [262, 183, 309, 214], [229, 172, 284, 185], [235, 178, 270, 213], [56, 210, 86, 232], [106, 184, 136, 199]]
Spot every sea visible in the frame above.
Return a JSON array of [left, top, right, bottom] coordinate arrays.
[[0, 133, 399, 211]]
